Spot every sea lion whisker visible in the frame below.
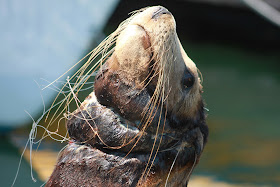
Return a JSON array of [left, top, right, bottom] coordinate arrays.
[[42, 96, 71, 138], [141, 75, 162, 114], [186, 153, 198, 182], [198, 68, 203, 85], [42, 48, 95, 91], [164, 144, 181, 187], [74, 48, 114, 87], [45, 9, 136, 124], [141, 90, 171, 182], [52, 115, 67, 134], [46, 32, 118, 126], [141, 94, 161, 130], [14, 83, 78, 185], [78, 110, 127, 150], [29, 124, 69, 144], [137, 94, 162, 141], [144, 101, 167, 182], [54, 54, 109, 124], [128, 7, 148, 16], [158, 141, 181, 153], [44, 48, 98, 122], [140, 86, 166, 181], [136, 61, 158, 91], [36, 96, 69, 142], [124, 128, 145, 148], [66, 76, 84, 107], [140, 103, 159, 133], [161, 87, 172, 105], [67, 112, 99, 121], [107, 131, 148, 174], [75, 99, 146, 150], [65, 84, 125, 149], [44, 83, 81, 130], [137, 69, 160, 98], [42, 82, 95, 94], [41, 84, 69, 94], [141, 81, 161, 117], [66, 78, 109, 147], [143, 99, 161, 124]]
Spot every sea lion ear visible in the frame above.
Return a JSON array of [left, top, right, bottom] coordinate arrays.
[[114, 25, 152, 86]]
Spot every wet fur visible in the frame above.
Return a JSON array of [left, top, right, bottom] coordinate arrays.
[[46, 6, 208, 187]]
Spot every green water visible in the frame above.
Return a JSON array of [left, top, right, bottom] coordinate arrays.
[[184, 42, 280, 186], [0, 136, 43, 187]]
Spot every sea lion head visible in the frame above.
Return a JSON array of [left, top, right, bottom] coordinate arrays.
[[108, 6, 203, 127]]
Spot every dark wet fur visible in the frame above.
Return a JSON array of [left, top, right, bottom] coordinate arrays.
[[46, 62, 208, 186], [46, 139, 197, 186]]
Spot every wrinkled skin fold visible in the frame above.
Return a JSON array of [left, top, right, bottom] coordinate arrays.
[[46, 6, 208, 187]]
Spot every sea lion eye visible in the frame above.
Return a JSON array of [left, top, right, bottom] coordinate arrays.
[[182, 70, 194, 89]]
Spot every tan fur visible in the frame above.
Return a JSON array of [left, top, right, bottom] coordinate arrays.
[[115, 24, 151, 87]]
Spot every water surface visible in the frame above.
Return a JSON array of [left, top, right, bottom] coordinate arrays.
[[184, 42, 280, 186]]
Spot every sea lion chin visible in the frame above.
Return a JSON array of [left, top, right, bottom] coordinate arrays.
[[46, 6, 208, 187]]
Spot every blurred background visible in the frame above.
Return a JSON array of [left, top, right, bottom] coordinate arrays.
[[1, 0, 279, 186]]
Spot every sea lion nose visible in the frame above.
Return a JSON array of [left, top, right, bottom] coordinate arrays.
[[152, 6, 171, 19]]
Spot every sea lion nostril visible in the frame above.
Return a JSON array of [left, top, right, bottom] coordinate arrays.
[[152, 7, 171, 19]]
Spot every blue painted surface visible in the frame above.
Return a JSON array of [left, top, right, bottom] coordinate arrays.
[[0, 0, 119, 128]]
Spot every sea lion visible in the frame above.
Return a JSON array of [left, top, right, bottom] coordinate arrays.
[[46, 6, 208, 187]]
